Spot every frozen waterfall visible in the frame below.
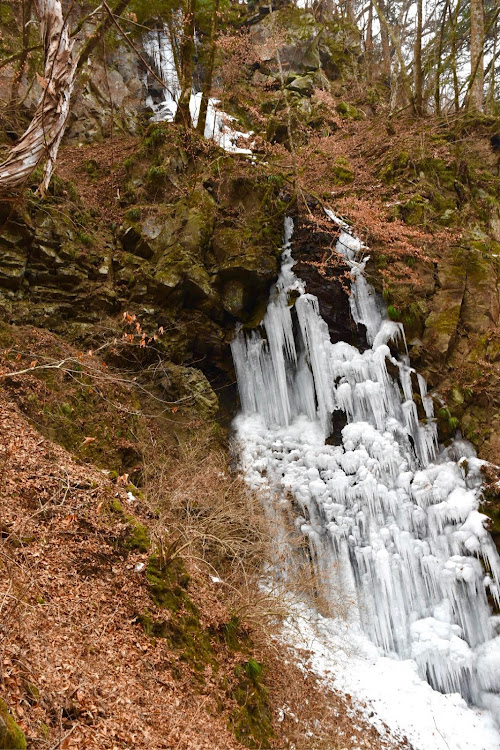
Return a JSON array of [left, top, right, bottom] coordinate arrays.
[[231, 215, 500, 716], [143, 27, 253, 154]]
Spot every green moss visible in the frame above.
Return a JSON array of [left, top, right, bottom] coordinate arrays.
[[332, 157, 354, 185], [60, 402, 73, 416], [142, 125, 168, 155], [20, 371, 141, 475], [416, 157, 456, 191], [379, 151, 410, 183], [229, 659, 274, 749], [451, 386, 464, 405], [146, 554, 192, 612], [396, 194, 431, 226], [221, 615, 251, 652], [125, 522, 150, 553], [146, 165, 167, 185], [0, 321, 14, 347], [139, 555, 219, 672], [82, 159, 101, 178], [138, 609, 217, 671], [123, 155, 137, 172], [336, 101, 362, 120], [426, 304, 462, 336], [125, 207, 141, 222], [0, 699, 27, 750]]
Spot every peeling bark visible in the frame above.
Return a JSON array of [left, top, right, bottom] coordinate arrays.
[[0, 0, 77, 196]]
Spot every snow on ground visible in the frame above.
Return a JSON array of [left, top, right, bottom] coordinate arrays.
[[281, 600, 500, 750]]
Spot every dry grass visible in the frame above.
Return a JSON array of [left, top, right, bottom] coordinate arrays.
[[138, 424, 358, 647]]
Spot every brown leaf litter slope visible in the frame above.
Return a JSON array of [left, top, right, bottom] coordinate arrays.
[[0, 384, 407, 749]]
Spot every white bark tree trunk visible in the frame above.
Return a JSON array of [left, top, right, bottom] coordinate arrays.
[[0, 0, 77, 196]]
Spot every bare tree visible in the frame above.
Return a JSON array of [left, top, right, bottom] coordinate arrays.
[[469, 0, 485, 109], [196, 0, 220, 136], [175, 0, 197, 127], [414, 0, 424, 114], [0, 0, 78, 196]]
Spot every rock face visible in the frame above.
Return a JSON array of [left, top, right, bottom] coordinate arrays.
[[422, 248, 467, 360], [0, 139, 286, 406], [293, 220, 368, 351], [67, 46, 149, 142], [248, 5, 361, 83]]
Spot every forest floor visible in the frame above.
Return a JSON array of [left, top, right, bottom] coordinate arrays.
[[0, 330, 405, 750]]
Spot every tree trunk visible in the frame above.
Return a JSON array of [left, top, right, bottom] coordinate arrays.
[[377, 0, 391, 80], [0, 0, 134, 196], [469, 0, 485, 110], [365, 1, 373, 80], [446, 0, 460, 112], [175, 0, 197, 127], [345, 0, 355, 24], [487, 19, 497, 112], [372, 0, 413, 108], [434, 0, 448, 115], [414, 0, 423, 115], [0, 0, 77, 195], [196, 0, 220, 136]]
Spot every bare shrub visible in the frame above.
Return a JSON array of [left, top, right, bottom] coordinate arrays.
[[139, 426, 356, 639], [140, 426, 279, 610]]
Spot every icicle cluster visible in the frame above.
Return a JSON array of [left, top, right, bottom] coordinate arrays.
[[231, 215, 500, 713]]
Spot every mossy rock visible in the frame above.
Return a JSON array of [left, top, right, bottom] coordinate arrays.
[[146, 554, 193, 613], [125, 522, 150, 553], [332, 157, 354, 185], [396, 194, 431, 226], [415, 157, 456, 191], [336, 101, 362, 120], [379, 151, 410, 184], [159, 363, 219, 418], [287, 75, 314, 96], [0, 700, 27, 750], [229, 659, 274, 749]]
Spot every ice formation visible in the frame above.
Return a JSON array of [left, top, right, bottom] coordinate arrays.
[[231, 215, 500, 715], [143, 27, 253, 154]]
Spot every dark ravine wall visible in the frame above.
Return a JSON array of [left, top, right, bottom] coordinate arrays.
[[0, 131, 288, 418]]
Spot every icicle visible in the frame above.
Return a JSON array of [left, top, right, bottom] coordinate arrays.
[[231, 215, 500, 713]]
